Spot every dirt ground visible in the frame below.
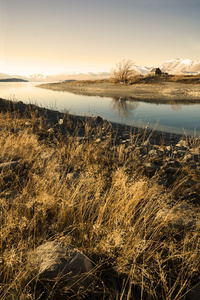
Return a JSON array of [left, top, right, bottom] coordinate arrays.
[[38, 80, 200, 104]]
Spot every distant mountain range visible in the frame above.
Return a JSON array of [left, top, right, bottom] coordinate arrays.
[[0, 72, 110, 82], [0, 59, 200, 82], [135, 59, 200, 75], [160, 58, 200, 75]]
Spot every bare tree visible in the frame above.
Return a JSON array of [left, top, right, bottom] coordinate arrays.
[[110, 60, 136, 83]]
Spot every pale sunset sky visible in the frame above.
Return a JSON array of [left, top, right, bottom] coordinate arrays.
[[1, 0, 200, 75]]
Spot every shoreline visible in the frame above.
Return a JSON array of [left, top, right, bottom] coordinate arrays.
[[38, 80, 200, 104], [0, 97, 184, 144]]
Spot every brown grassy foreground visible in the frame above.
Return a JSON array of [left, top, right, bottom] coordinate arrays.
[[0, 100, 200, 299]]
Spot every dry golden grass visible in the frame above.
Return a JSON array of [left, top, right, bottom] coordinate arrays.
[[122, 74, 200, 85], [0, 107, 200, 299]]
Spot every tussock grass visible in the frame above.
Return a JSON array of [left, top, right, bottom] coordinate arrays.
[[64, 74, 200, 86], [0, 107, 200, 299], [114, 74, 200, 85]]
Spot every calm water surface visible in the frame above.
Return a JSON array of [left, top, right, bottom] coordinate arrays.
[[1, 82, 200, 135]]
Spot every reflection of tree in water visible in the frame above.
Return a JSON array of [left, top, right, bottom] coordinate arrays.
[[170, 103, 182, 111], [110, 97, 139, 118]]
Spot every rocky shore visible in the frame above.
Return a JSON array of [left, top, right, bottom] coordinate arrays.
[[1, 96, 200, 199]]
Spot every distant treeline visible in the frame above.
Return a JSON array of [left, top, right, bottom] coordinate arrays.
[[0, 78, 28, 82]]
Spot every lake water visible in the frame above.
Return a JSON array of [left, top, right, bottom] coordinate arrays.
[[0, 82, 200, 136]]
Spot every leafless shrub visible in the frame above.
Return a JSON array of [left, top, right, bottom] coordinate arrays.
[[110, 59, 137, 84]]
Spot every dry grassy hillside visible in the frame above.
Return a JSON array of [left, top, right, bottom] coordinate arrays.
[[126, 74, 200, 85], [0, 99, 200, 299]]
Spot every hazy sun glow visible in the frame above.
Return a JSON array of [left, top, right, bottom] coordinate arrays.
[[1, 0, 200, 76]]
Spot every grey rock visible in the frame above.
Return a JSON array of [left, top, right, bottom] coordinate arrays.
[[92, 116, 103, 123], [176, 140, 188, 148], [145, 162, 158, 170], [31, 242, 94, 293]]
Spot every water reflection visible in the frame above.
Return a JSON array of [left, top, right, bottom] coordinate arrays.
[[110, 96, 139, 118], [1, 82, 200, 135], [170, 103, 182, 111]]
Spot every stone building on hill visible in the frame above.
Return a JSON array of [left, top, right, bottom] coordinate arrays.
[[150, 68, 162, 75]]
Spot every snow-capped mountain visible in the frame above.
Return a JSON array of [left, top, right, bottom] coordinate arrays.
[[160, 58, 200, 74], [136, 65, 152, 75], [0, 72, 110, 82]]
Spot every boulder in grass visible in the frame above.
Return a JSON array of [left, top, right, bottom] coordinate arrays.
[[31, 242, 94, 295], [92, 115, 103, 124]]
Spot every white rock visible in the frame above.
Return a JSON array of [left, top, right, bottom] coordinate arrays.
[[58, 118, 64, 125], [31, 242, 94, 293], [145, 162, 158, 170], [176, 140, 188, 148]]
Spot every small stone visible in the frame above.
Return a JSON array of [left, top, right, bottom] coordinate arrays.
[[48, 128, 54, 133], [92, 116, 103, 123], [176, 140, 188, 148], [95, 138, 101, 143], [145, 162, 158, 170], [165, 146, 172, 152], [120, 140, 126, 144], [58, 118, 64, 125], [25, 121, 31, 126]]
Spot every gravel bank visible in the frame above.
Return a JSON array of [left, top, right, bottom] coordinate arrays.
[[38, 80, 200, 104]]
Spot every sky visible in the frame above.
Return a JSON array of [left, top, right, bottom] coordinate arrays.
[[1, 0, 200, 75]]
